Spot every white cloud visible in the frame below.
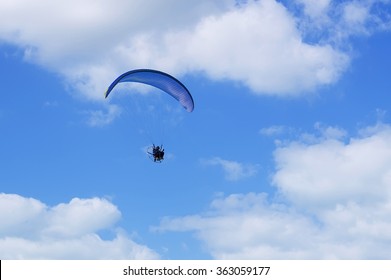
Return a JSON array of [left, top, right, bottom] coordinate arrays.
[[297, 0, 331, 18], [296, 0, 391, 43], [158, 124, 391, 259], [259, 125, 292, 136], [83, 104, 122, 127], [157, 193, 324, 259], [273, 123, 391, 210], [184, 0, 349, 95], [202, 157, 259, 181], [0, 232, 158, 260], [44, 197, 120, 238], [313, 122, 347, 140], [6, 0, 388, 100], [343, 2, 370, 25], [0, 194, 46, 238], [0, 194, 159, 259], [0, 0, 232, 100], [340, 1, 374, 36]]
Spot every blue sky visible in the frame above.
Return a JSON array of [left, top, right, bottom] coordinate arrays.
[[1, 0, 391, 259]]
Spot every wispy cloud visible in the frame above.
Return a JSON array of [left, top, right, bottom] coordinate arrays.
[[259, 125, 291, 137], [84, 104, 121, 127], [202, 157, 259, 181]]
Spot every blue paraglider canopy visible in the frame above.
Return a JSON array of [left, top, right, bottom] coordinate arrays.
[[105, 69, 194, 112]]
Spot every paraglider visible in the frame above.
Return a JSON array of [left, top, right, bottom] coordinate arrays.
[[148, 144, 165, 162], [105, 69, 194, 112], [105, 69, 194, 163]]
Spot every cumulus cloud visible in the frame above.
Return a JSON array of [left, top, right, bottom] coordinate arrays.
[[0, 194, 159, 259], [158, 124, 391, 259], [273, 123, 391, 210], [202, 157, 259, 181], [157, 193, 325, 259], [3, 0, 389, 101]]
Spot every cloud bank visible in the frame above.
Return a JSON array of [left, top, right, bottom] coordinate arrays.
[[1, 0, 387, 101], [0, 194, 158, 259], [158, 124, 391, 259]]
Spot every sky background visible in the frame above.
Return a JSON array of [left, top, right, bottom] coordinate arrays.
[[1, 0, 391, 259]]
